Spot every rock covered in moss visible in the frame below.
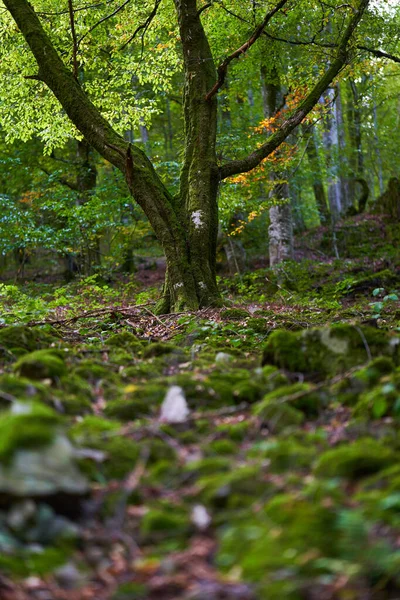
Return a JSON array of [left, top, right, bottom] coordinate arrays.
[[253, 399, 304, 433], [246, 317, 269, 333], [142, 342, 181, 358], [0, 325, 59, 354], [14, 349, 67, 380], [0, 402, 88, 498], [354, 376, 400, 419], [140, 504, 190, 539], [254, 383, 325, 420], [262, 324, 398, 377], [248, 438, 315, 472], [314, 438, 397, 479], [107, 331, 143, 353], [196, 465, 270, 508], [0, 374, 51, 406], [220, 308, 249, 321], [105, 382, 166, 420]]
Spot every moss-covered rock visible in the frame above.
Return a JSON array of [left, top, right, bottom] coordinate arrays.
[[247, 439, 315, 472], [220, 308, 249, 321], [14, 350, 67, 380], [0, 402, 61, 462], [333, 357, 395, 406], [262, 324, 398, 377], [105, 383, 166, 421], [246, 317, 269, 333], [354, 377, 400, 420], [107, 331, 143, 353], [142, 342, 181, 358], [0, 325, 60, 354], [73, 360, 119, 384], [215, 420, 250, 442], [314, 438, 397, 479], [0, 374, 51, 406], [255, 398, 304, 432], [196, 465, 268, 508], [0, 402, 88, 498], [207, 439, 237, 456], [254, 383, 325, 419], [140, 504, 189, 539], [217, 494, 337, 587]]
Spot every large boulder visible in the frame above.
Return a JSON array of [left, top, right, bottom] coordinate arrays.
[[262, 324, 399, 378]]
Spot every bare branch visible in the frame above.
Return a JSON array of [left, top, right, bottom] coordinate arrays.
[[263, 32, 400, 65], [205, 0, 290, 101], [358, 45, 400, 64], [197, 2, 212, 17], [77, 0, 132, 46], [68, 0, 79, 78], [119, 0, 161, 51], [219, 0, 370, 180]]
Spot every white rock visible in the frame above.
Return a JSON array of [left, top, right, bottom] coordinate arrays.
[[191, 504, 211, 530], [160, 386, 190, 423]]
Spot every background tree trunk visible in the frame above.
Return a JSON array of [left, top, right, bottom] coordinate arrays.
[[261, 66, 294, 267]]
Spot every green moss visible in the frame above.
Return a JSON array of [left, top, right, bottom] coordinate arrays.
[[314, 438, 397, 479], [140, 505, 189, 539], [246, 317, 269, 333], [196, 465, 268, 508], [207, 439, 237, 455], [255, 383, 324, 418], [0, 325, 59, 353], [105, 383, 166, 421], [107, 331, 143, 353], [184, 456, 232, 476], [73, 360, 118, 383], [262, 325, 395, 378], [220, 308, 249, 320], [215, 420, 250, 442], [112, 582, 149, 600], [232, 379, 264, 404], [0, 374, 51, 404], [0, 547, 71, 577], [14, 349, 67, 380], [253, 390, 305, 432], [354, 378, 399, 420], [172, 373, 234, 409], [108, 349, 135, 366], [0, 402, 61, 462], [247, 439, 315, 472], [81, 436, 139, 481], [69, 415, 120, 442], [142, 342, 180, 358], [217, 494, 337, 585]]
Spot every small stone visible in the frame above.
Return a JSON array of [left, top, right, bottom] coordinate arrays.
[[54, 563, 84, 590], [160, 386, 190, 423], [191, 504, 211, 530], [215, 352, 233, 364]]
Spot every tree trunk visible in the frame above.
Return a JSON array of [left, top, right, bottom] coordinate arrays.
[[157, 0, 220, 312], [261, 66, 294, 267], [303, 124, 329, 222], [322, 87, 342, 218]]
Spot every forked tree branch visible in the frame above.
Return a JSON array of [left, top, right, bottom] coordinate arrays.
[[219, 0, 370, 180], [264, 31, 400, 64], [205, 0, 290, 101]]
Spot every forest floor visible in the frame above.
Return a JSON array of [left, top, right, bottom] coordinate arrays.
[[1, 215, 400, 599]]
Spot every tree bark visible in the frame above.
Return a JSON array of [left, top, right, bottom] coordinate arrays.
[[261, 66, 294, 267], [303, 124, 329, 222]]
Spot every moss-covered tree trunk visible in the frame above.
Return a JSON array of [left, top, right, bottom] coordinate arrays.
[[157, 0, 220, 312]]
